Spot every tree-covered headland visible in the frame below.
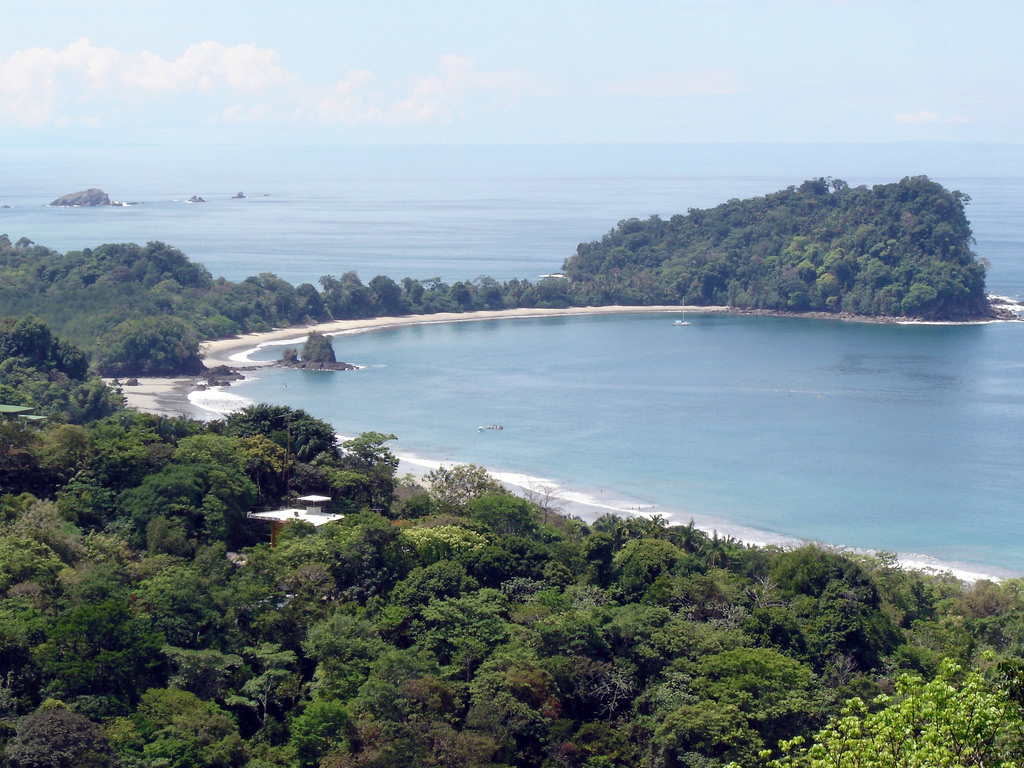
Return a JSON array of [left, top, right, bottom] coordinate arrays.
[[0, 176, 999, 376], [0, 237, 557, 377], [2, 321, 1024, 767], [563, 176, 990, 319]]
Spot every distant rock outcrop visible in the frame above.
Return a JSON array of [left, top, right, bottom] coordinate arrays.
[[50, 188, 111, 207], [187, 195, 206, 203], [232, 192, 246, 199]]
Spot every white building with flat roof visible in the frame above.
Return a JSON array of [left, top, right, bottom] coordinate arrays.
[[248, 495, 343, 545]]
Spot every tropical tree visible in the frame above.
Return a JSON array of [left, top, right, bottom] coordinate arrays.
[[5, 708, 117, 768], [115, 687, 247, 768], [338, 431, 399, 512], [223, 404, 337, 464], [768, 659, 1024, 768], [425, 463, 505, 515], [36, 598, 165, 707], [227, 642, 301, 730]]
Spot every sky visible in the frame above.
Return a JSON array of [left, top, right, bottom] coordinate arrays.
[[3, 0, 1023, 147]]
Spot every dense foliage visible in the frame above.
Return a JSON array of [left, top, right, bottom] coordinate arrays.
[[0, 238, 568, 374], [95, 316, 204, 377], [563, 176, 990, 319], [3, 389, 1024, 766], [768, 659, 1024, 768], [0, 177, 993, 374], [0, 315, 120, 424]]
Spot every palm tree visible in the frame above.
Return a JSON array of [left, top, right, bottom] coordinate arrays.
[[671, 520, 705, 554], [703, 531, 727, 568]]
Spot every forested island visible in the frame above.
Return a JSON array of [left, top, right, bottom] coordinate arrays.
[[0, 176, 1007, 377], [2, 318, 1024, 766]]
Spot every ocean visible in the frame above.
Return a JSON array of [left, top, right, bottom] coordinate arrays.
[[3, 142, 1023, 579]]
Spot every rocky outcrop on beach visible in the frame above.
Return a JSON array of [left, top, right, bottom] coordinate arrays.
[[50, 188, 111, 207], [197, 365, 248, 387], [274, 330, 357, 371], [278, 359, 358, 371]]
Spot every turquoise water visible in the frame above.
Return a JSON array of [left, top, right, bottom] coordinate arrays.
[[3, 142, 1023, 576], [233, 312, 1024, 577]]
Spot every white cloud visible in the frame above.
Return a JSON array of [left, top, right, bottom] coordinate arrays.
[[0, 41, 535, 130], [62, 38, 123, 86], [606, 68, 740, 97], [224, 55, 538, 127], [0, 45, 70, 123], [0, 38, 290, 124], [123, 41, 289, 93], [299, 70, 386, 125], [385, 55, 538, 124]]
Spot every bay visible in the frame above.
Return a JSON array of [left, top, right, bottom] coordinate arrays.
[[231, 310, 1024, 579], [3, 142, 1023, 577]]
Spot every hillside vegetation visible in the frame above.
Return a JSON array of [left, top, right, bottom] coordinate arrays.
[[0, 315, 120, 423], [3, 404, 1024, 766]]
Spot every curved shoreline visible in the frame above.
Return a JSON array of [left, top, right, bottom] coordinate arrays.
[[198, 305, 731, 367], [116, 306, 726, 416], [117, 304, 1021, 582], [198, 299, 1023, 368]]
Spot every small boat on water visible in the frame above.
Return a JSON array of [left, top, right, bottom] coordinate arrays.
[[672, 317, 690, 326], [478, 424, 504, 431]]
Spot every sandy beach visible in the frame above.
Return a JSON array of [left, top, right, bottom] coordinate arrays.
[[199, 305, 727, 367], [108, 376, 208, 419]]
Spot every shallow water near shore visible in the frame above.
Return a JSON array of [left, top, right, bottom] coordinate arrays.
[[211, 309, 1024, 580]]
